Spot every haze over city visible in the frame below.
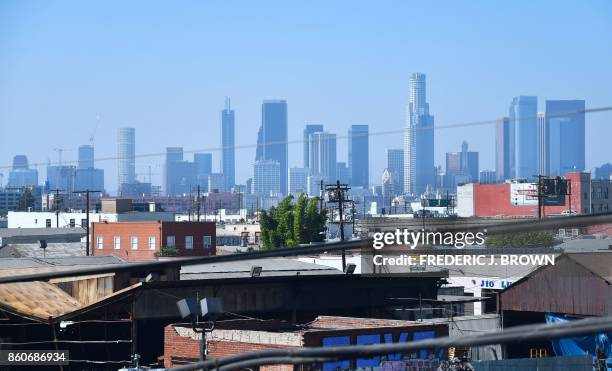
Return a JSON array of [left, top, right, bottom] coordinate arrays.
[[1, 1, 611, 193]]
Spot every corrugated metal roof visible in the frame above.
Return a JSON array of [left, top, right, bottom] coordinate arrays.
[[0, 242, 85, 258], [0, 256, 127, 278], [180, 257, 342, 280], [568, 252, 612, 282]]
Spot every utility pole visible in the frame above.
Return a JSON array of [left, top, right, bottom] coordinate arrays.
[[325, 180, 350, 271], [73, 190, 101, 256], [196, 185, 201, 221], [49, 189, 64, 228]]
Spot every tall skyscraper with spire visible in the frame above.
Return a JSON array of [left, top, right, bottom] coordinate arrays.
[[403, 72, 434, 195], [221, 97, 235, 191]]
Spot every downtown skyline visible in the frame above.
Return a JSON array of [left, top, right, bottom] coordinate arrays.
[[1, 1, 611, 192]]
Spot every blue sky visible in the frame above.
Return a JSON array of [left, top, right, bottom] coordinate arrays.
[[1, 0, 611, 192]]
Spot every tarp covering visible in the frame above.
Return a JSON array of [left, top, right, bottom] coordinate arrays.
[[545, 313, 611, 357]]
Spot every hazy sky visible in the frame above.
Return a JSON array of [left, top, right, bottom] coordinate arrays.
[[1, 0, 611, 192]]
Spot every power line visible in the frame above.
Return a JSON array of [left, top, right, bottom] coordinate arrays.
[[2, 107, 609, 171], [168, 315, 612, 371], [1, 212, 612, 284]]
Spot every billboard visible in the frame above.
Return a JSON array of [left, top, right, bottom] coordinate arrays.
[[510, 182, 538, 206]]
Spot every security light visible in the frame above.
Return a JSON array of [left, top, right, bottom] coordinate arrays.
[[200, 297, 223, 320], [176, 298, 200, 319]]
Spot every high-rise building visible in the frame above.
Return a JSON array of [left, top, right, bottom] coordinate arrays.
[[404, 73, 434, 195], [479, 170, 497, 184], [348, 124, 369, 188], [445, 141, 478, 188], [7, 155, 38, 188], [194, 153, 213, 191], [594, 163, 612, 180], [537, 112, 548, 176], [386, 149, 404, 195], [117, 128, 136, 193], [208, 173, 225, 193], [221, 97, 235, 191], [336, 162, 350, 185], [117, 128, 136, 190], [253, 160, 280, 196], [288, 167, 308, 195], [495, 117, 513, 181], [307, 174, 323, 197], [303, 124, 324, 169], [164, 147, 197, 195], [545, 100, 585, 176], [78, 145, 94, 170], [75, 145, 104, 192], [309, 132, 337, 182], [256, 100, 288, 194], [46, 165, 76, 193], [509, 96, 538, 180]]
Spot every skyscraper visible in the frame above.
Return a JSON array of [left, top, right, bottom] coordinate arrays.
[[253, 160, 280, 196], [303, 124, 324, 169], [545, 100, 585, 176], [509, 96, 538, 180], [288, 167, 308, 195], [404, 73, 434, 195], [495, 117, 514, 181], [537, 112, 548, 176], [164, 147, 197, 195], [194, 153, 213, 191], [75, 144, 104, 191], [445, 141, 479, 188], [336, 162, 350, 185], [221, 97, 235, 191], [7, 155, 38, 188], [348, 124, 369, 188], [386, 149, 404, 195], [309, 132, 337, 182], [256, 101, 288, 194], [78, 145, 94, 170], [117, 128, 136, 192]]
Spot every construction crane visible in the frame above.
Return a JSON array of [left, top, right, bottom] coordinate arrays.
[[90, 115, 100, 145], [52, 148, 64, 165]]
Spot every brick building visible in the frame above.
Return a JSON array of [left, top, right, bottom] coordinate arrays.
[[92, 221, 216, 261], [164, 316, 448, 369], [457, 172, 612, 217]]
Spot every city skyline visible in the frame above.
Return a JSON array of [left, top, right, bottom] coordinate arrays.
[[1, 1, 611, 192]]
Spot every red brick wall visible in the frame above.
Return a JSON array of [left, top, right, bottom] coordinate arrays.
[[161, 222, 216, 257], [92, 221, 162, 261], [92, 221, 216, 261], [163, 325, 296, 370], [164, 325, 201, 368]]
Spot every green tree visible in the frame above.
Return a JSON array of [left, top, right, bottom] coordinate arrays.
[[259, 194, 327, 249], [293, 193, 307, 244], [486, 230, 556, 248]]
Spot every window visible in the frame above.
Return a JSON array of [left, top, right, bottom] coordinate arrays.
[[167, 235, 175, 247], [148, 236, 156, 250], [204, 236, 212, 249], [185, 236, 193, 249], [46, 219, 51, 228], [96, 236, 104, 250], [81, 219, 87, 228], [69, 219, 75, 228], [114, 236, 121, 249], [131, 236, 138, 250]]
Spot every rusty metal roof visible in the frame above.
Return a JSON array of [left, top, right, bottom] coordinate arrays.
[[568, 252, 612, 283], [0, 281, 82, 321]]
